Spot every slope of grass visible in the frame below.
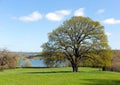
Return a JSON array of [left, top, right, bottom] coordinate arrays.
[[0, 67, 120, 85]]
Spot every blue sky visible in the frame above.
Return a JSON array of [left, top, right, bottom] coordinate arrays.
[[0, 0, 120, 52]]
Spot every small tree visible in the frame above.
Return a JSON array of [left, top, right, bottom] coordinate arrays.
[[23, 59, 32, 67], [42, 16, 111, 72], [0, 49, 18, 71], [111, 50, 120, 72]]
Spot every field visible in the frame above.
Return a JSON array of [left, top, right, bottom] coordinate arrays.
[[0, 67, 120, 85]]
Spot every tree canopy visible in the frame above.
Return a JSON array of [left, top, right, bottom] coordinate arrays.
[[42, 16, 111, 72]]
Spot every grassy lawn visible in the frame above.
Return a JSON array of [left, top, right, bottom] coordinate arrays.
[[0, 67, 120, 85]]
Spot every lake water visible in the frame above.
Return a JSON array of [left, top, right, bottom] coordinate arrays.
[[20, 60, 46, 67], [20, 59, 70, 67]]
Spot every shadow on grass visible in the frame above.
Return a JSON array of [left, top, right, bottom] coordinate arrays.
[[23, 70, 100, 74], [81, 79, 120, 85], [24, 71, 72, 74]]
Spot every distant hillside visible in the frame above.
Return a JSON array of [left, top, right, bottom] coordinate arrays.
[[14, 52, 41, 57], [15, 50, 120, 58]]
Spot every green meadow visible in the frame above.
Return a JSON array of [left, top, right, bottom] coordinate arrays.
[[0, 67, 120, 85]]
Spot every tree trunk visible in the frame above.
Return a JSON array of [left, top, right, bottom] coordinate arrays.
[[102, 66, 111, 71], [0, 65, 4, 72], [1, 63, 5, 72], [72, 64, 78, 72], [102, 66, 106, 71]]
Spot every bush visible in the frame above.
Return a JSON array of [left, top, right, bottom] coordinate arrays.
[[0, 49, 18, 71], [22, 59, 32, 67]]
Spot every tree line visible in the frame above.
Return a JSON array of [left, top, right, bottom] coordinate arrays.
[[42, 50, 120, 72]]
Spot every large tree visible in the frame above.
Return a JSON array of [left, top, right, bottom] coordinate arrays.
[[42, 16, 111, 72]]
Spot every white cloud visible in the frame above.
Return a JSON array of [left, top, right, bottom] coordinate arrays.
[[46, 10, 71, 21], [103, 18, 120, 24], [74, 8, 84, 16], [97, 9, 105, 14], [19, 11, 42, 22], [105, 32, 112, 37]]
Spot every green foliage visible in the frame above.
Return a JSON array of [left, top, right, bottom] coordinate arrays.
[[83, 49, 112, 67], [42, 16, 111, 72], [42, 51, 66, 67], [41, 44, 66, 67], [0, 67, 119, 85]]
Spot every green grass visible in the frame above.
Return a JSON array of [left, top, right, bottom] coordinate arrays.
[[0, 67, 120, 85]]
